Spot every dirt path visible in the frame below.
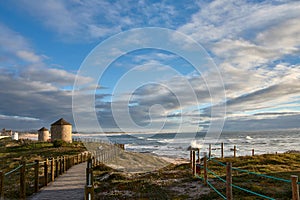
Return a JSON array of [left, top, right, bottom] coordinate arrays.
[[29, 162, 87, 200]]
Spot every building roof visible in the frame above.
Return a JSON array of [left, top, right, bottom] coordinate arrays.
[[38, 127, 49, 131], [51, 118, 72, 126]]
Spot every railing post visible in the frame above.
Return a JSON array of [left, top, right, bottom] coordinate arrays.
[[51, 158, 55, 182], [209, 144, 211, 158], [233, 145, 236, 158], [192, 151, 196, 176], [226, 162, 233, 200], [77, 154, 79, 164], [221, 143, 224, 158], [291, 175, 299, 200], [204, 153, 207, 185], [20, 160, 26, 199], [252, 149, 255, 156], [85, 158, 94, 200], [81, 153, 83, 163], [59, 157, 62, 175], [55, 158, 59, 177], [44, 159, 48, 186], [92, 157, 95, 167], [34, 160, 39, 192], [63, 156, 66, 172], [65, 156, 68, 170], [0, 171, 4, 200], [197, 148, 200, 164], [190, 150, 192, 167]]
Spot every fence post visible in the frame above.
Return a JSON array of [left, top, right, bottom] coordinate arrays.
[[44, 159, 48, 186], [209, 144, 211, 158], [190, 150, 193, 169], [55, 158, 59, 177], [92, 157, 95, 167], [0, 171, 3, 200], [51, 158, 55, 182], [226, 162, 233, 200], [59, 157, 62, 175], [20, 160, 26, 199], [63, 156, 67, 172], [192, 151, 196, 176], [203, 153, 207, 185], [65, 156, 68, 170], [221, 143, 224, 158], [252, 149, 255, 156], [291, 175, 299, 200], [85, 158, 94, 200], [197, 148, 200, 164], [34, 160, 39, 192], [233, 146, 236, 158]]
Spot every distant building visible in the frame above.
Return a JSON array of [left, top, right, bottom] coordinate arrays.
[[50, 118, 72, 143], [38, 127, 49, 142], [12, 132, 18, 140], [1, 128, 12, 136]]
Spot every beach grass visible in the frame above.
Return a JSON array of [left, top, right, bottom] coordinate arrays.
[[93, 152, 300, 199]]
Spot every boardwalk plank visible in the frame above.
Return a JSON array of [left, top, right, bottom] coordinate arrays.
[[29, 162, 86, 200]]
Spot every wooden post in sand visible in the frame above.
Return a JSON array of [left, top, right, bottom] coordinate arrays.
[[226, 162, 233, 200], [209, 144, 212, 158], [197, 148, 200, 164], [252, 149, 255, 156], [190, 150, 193, 168], [192, 151, 196, 176], [233, 146, 236, 158], [291, 175, 299, 200], [203, 153, 208, 185], [221, 143, 224, 158]]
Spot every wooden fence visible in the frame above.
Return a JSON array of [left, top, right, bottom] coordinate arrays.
[[0, 152, 88, 200], [190, 148, 300, 200]]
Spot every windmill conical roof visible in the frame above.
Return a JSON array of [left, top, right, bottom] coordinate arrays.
[[51, 118, 72, 126], [38, 127, 48, 131]]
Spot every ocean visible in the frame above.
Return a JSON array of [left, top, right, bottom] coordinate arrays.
[[76, 130, 300, 159]]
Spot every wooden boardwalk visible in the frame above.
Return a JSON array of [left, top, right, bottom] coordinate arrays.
[[29, 162, 87, 200]]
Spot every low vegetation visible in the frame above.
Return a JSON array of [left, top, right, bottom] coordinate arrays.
[[93, 152, 300, 200], [0, 137, 86, 172]]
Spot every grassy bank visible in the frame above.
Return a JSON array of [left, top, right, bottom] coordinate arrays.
[[93, 152, 300, 199], [0, 137, 86, 172]]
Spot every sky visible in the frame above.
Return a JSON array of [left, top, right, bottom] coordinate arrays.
[[0, 0, 299, 133]]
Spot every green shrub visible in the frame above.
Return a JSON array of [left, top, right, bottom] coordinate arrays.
[[53, 139, 67, 147]]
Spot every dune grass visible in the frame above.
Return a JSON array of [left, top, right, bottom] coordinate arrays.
[[199, 153, 300, 200], [93, 152, 300, 200]]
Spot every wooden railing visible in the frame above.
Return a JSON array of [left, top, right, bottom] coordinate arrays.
[[190, 149, 300, 200], [0, 152, 88, 200]]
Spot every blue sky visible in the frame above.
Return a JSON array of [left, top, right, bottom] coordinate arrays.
[[0, 0, 299, 132]]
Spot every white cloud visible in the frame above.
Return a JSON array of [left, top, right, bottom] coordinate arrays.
[[256, 18, 300, 54], [16, 50, 42, 63], [0, 23, 43, 64], [178, 0, 300, 44]]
